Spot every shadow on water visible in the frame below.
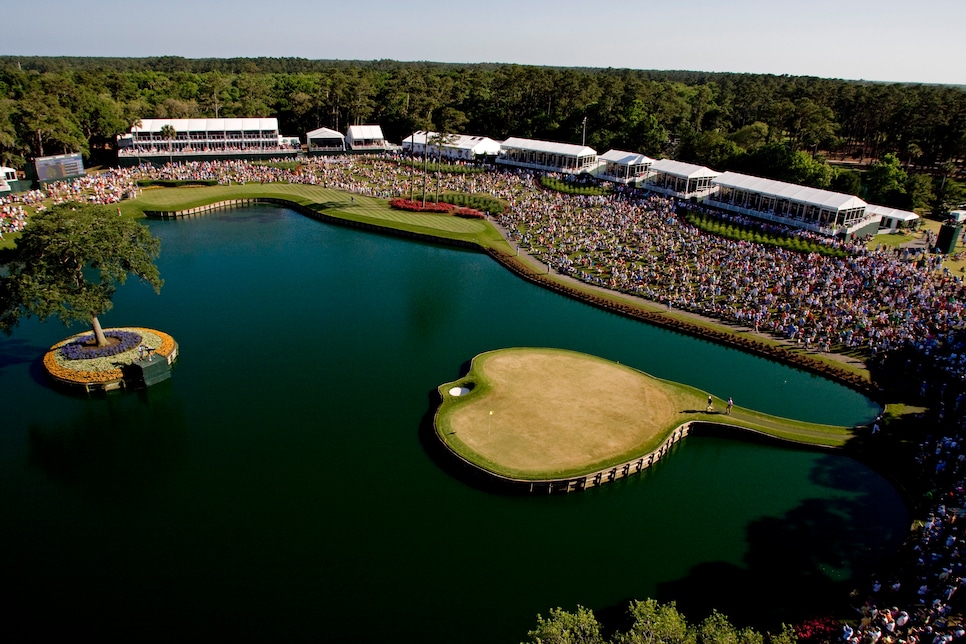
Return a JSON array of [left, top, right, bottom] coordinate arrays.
[[641, 452, 908, 633], [0, 336, 49, 374], [27, 380, 188, 503]]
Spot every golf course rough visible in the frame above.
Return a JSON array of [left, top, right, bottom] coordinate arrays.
[[434, 348, 857, 492]]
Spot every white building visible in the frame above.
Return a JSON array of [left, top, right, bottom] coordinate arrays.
[[0, 166, 16, 194], [707, 171, 876, 236], [496, 137, 598, 174], [345, 125, 391, 151], [402, 131, 501, 161], [597, 150, 654, 184], [306, 127, 346, 153], [865, 204, 920, 232], [117, 118, 295, 159], [642, 159, 720, 199]]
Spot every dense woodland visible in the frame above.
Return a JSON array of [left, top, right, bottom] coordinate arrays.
[[1, 56, 964, 212]]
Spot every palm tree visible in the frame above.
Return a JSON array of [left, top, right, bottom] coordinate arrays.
[[160, 124, 176, 165]]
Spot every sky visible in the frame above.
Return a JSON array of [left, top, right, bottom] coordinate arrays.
[[3, 0, 964, 85]]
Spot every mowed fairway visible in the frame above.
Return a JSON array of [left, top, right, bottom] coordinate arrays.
[[436, 348, 708, 480]]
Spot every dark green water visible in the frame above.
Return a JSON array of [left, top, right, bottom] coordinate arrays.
[[2, 206, 906, 642]]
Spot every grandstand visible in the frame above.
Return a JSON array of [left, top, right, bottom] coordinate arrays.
[[116, 118, 300, 165], [496, 137, 598, 174], [707, 171, 887, 237]]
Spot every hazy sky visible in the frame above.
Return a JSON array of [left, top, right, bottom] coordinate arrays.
[[4, 0, 964, 85]]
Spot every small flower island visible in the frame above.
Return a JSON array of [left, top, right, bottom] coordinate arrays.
[[43, 327, 179, 393]]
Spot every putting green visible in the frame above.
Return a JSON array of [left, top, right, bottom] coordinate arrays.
[[435, 348, 857, 484]]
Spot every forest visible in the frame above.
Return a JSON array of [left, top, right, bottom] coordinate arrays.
[[1, 56, 964, 213]]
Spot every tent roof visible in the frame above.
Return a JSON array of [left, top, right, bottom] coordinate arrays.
[[865, 204, 919, 221], [600, 149, 654, 165], [404, 131, 500, 150], [346, 125, 385, 140], [649, 158, 719, 180], [713, 171, 866, 210], [132, 118, 279, 133], [500, 137, 596, 157], [306, 127, 344, 139]]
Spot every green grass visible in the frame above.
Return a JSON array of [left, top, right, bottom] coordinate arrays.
[[436, 348, 857, 482], [683, 210, 848, 258], [539, 175, 611, 196], [123, 183, 511, 250], [396, 158, 485, 174]]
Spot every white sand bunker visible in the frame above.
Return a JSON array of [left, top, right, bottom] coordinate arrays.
[[449, 386, 471, 396]]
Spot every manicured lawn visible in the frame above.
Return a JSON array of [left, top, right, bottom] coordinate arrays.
[[435, 348, 856, 481], [122, 183, 511, 250]]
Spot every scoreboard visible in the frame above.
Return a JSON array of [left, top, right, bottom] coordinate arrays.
[[35, 153, 85, 182]]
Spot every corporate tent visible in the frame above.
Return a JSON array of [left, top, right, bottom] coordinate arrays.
[[306, 127, 346, 152], [707, 171, 871, 234], [642, 159, 719, 199], [345, 125, 389, 151], [598, 150, 654, 184], [496, 137, 598, 173], [865, 204, 919, 232], [0, 166, 15, 193], [402, 131, 501, 161]]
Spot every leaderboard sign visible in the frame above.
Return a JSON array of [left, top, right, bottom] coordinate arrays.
[[35, 153, 85, 183]]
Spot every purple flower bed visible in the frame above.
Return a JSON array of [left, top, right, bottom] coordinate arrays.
[[61, 330, 143, 361]]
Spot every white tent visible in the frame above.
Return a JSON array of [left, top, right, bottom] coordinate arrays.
[[307, 127, 346, 151], [598, 149, 654, 184], [708, 171, 870, 232], [865, 204, 919, 232], [496, 137, 598, 173], [402, 131, 501, 160], [0, 166, 14, 193], [345, 125, 388, 150], [643, 159, 719, 198]]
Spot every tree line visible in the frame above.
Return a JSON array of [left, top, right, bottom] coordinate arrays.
[[1, 56, 964, 212]]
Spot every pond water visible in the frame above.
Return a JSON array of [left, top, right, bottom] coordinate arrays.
[[1, 206, 906, 642]]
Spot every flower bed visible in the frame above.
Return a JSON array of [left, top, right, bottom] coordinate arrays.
[[389, 198, 486, 218], [61, 330, 142, 360], [43, 327, 178, 388]]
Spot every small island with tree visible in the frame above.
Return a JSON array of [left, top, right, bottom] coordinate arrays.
[[0, 202, 177, 392]]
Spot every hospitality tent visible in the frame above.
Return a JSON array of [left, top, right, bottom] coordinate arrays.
[[496, 137, 598, 173], [707, 171, 870, 234], [865, 204, 920, 232], [597, 150, 654, 184], [345, 125, 389, 151], [307, 127, 346, 152], [402, 131, 501, 161], [642, 159, 719, 199]]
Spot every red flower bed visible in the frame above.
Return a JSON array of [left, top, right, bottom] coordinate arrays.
[[389, 199, 485, 219], [795, 616, 842, 643], [389, 198, 453, 214]]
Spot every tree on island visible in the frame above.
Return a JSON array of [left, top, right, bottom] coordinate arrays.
[[0, 203, 163, 347]]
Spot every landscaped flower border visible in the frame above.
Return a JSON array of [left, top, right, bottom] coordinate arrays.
[[43, 327, 177, 387], [388, 198, 484, 218]]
